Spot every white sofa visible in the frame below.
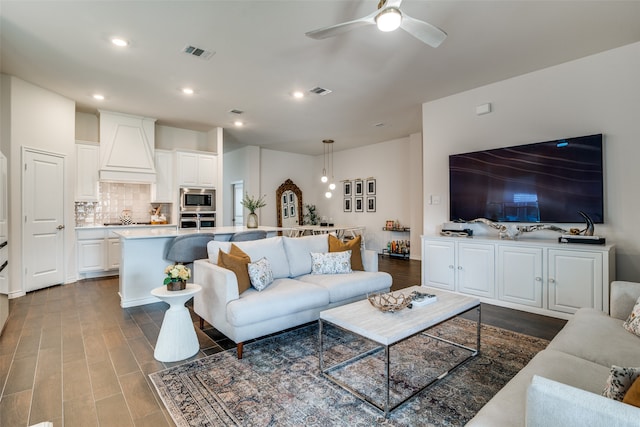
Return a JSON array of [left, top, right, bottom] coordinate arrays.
[[467, 280, 640, 427], [193, 234, 392, 358]]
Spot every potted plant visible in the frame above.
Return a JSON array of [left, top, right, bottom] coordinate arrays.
[[241, 193, 267, 228], [163, 264, 190, 291]]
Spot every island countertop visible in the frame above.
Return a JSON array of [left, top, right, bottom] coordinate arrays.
[[113, 225, 284, 240]]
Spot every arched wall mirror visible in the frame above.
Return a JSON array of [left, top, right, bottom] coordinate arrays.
[[276, 179, 303, 228]]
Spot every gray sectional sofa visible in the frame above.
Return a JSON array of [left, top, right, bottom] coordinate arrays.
[[193, 234, 392, 358], [467, 280, 640, 426]]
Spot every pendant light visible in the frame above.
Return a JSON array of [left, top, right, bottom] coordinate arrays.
[[320, 140, 328, 183], [322, 139, 335, 198]]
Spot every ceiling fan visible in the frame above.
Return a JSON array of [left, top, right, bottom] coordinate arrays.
[[305, 0, 447, 48]]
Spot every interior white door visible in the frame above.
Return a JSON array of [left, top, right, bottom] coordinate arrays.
[[233, 182, 244, 226], [23, 149, 65, 292]]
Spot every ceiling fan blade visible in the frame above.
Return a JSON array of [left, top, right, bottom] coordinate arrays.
[[305, 11, 377, 40], [400, 13, 447, 47]]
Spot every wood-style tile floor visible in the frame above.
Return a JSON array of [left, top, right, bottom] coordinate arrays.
[[0, 257, 566, 426]]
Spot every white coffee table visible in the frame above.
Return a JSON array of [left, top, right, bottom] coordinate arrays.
[[319, 286, 481, 417], [151, 283, 202, 362]]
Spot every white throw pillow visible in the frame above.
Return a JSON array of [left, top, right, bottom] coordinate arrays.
[[206, 241, 232, 264], [283, 234, 329, 277], [310, 251, 352, 275], [247, 257, 274, 291], [232, 237, 290, 279], [623, 296, 640, 337]]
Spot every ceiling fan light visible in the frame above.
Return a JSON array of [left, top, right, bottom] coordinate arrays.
[[376, 8, 402, 32]]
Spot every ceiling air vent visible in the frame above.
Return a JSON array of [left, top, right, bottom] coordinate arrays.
[[309, 86, 332, 96], [182, 45, 215, 60], [229, 109, 244, 115]]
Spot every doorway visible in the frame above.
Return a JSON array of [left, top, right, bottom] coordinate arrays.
[[23, 148, 65, 292], [232, 181, 244, 226]]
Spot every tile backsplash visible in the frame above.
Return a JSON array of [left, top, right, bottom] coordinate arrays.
[[75, 182, 170, 226]]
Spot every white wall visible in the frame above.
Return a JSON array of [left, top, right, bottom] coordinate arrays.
[[157, 125, 211, 152], [315, 135, 422, 258], [259, 148, 316, 226], [422, 41, 640, 281], [3, 75, 76, 296]]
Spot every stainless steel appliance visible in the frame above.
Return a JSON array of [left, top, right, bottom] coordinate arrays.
[[179, 212, 216, 229], [180, 187, 215, 212]]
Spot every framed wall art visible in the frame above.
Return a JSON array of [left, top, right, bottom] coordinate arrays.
[[343, 181, 352, 197], [343, 197, 352, 212], [367, 196, 376, 212], [355, 197, 363, 212], [366, 178, 376, 195], [354, 179, 364, 196]]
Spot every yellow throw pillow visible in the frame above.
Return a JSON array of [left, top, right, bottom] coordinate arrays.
[[623, 377, 640, 408], [328, 234, 363, 271], [218, 247, 251, 294]]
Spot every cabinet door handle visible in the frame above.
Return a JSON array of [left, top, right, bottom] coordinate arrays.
[[535, 277, 542, 282], [449, 265, 454, 269], [457, 266, 463, 270], [549, 278, 556, 283], [56, 225, 65, 230]]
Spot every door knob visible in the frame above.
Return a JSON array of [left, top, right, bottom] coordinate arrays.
[[56, 225, 65, 230]]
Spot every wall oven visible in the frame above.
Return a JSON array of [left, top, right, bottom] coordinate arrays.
[[180, 187, 215, 212], [179, 212, 216, 229]]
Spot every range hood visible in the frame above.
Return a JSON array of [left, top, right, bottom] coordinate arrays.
[[99, 110, 157, 183]]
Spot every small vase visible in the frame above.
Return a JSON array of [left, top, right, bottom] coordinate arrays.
[[167, 280, 187, 291], [247, 213, 258, 228]]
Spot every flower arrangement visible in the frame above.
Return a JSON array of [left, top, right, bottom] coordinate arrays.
[[164, 264, 191, 285], [241, 193, 267, 214]]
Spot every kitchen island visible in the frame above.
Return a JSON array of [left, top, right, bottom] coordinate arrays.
[[114, 226, 282, 307]]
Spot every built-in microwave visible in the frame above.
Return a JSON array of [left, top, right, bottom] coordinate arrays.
[[180, 187, 215, 212]]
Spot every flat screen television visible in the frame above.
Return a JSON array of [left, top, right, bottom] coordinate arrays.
[[449, 134, 604, 223]]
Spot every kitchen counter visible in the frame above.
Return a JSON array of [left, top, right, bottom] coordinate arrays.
[[113, 225, 282, 240], [75, 223, 177, 230], [115, 226, 285, 307]]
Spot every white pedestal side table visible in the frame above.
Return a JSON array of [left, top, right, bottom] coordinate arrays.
[[151, 284, 202, 362]]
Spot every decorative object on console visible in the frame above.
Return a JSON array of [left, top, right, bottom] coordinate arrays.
[[409, 290, 438, 307], [303, 203, 318, 225], [163, 263, 190, 291], [241, 192, 267, 229]]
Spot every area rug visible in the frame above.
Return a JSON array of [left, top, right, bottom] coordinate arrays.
[[149, 318, 548, 426]]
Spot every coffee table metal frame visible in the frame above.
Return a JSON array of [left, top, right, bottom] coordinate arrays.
[[318, 289, 481, 418]]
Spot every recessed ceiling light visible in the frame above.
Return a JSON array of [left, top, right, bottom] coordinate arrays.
[[182, 88, 194, 95], [111, 38, 129, 47], [292, 91, 304, 99], [234, 120, 244, 127], [93, 94, 105, 100]]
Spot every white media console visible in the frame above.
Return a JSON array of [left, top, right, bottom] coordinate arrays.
[[421, 235, 615, 320]]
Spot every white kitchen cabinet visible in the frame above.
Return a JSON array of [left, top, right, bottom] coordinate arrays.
[[548, 249, 602, 315], [107, 238, 121, 270], [75, 141, 99, 201], [77, 225, 175, 278], [151, 149, 174, 203], [422, 235, 614, 319], [422, 239, 495, 298], [497, 245, 544, 308], [77, 238, 106, 273], [176, 151, 217, 188]]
